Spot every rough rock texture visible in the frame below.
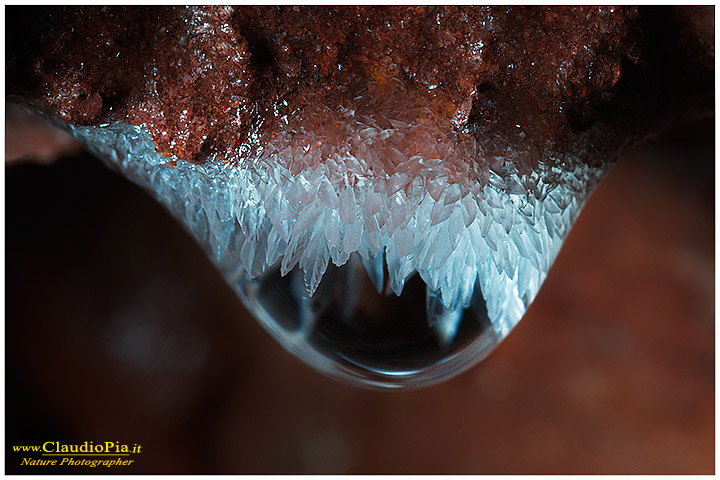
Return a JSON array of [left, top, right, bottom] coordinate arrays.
[[7, 6, 656, 163]]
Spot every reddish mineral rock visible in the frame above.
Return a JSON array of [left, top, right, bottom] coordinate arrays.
[[6, 6, 713, 164]]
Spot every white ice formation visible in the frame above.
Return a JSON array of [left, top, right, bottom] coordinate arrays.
[[64, 93, 604, 345]]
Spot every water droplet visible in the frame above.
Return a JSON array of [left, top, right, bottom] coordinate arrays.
[[60, 93, 607, 390], [237, 254, 499, 389]]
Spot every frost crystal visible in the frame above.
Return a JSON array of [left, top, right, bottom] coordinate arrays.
[[62, 92, 605, 387]]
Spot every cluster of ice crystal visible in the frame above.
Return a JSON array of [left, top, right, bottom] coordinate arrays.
[[65, 94, 604, 338]]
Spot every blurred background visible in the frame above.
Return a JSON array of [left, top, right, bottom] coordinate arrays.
[[5, 107, 714, 474]]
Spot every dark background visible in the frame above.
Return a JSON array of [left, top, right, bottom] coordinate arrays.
[[5, 115, 714, 473]]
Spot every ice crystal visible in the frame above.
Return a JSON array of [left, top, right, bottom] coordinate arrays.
[[61, 92, 605, 388]]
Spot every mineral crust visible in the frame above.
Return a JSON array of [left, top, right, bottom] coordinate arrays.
[[8, 6, 649, 165]]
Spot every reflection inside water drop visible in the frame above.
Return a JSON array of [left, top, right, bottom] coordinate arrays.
[[237, 254, 500, 389]]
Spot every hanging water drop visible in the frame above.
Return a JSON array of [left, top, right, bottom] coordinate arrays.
[[238, 255, 497, 388], [56, 86, 605, 389]]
